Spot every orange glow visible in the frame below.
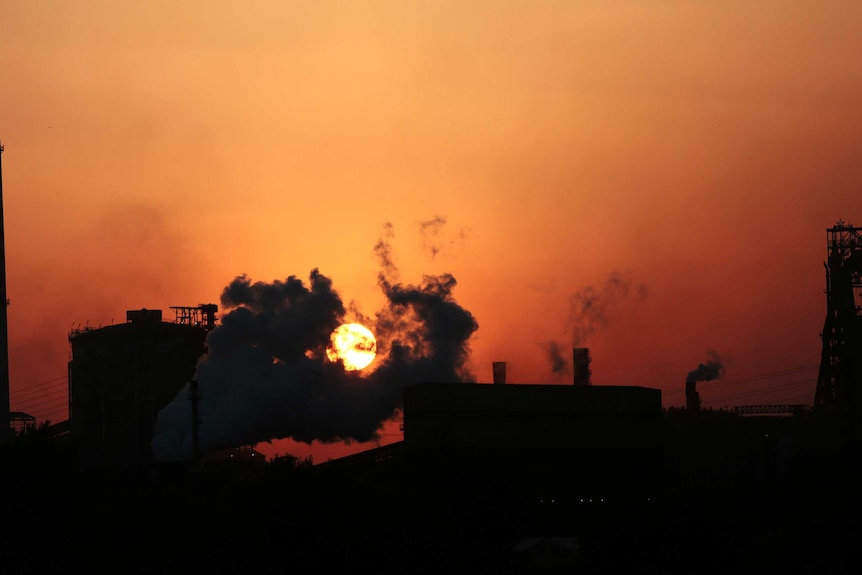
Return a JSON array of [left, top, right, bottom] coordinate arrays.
[[2, 1, 861, 462]]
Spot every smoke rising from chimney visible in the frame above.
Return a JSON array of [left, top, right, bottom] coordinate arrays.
[[152, 222, 478, 461], [686, 350, 726, 383], [543, 341, 569, 376], [542, 270, 648, 376]]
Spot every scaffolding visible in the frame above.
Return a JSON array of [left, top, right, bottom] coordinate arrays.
[[169, 304, 218, 332]]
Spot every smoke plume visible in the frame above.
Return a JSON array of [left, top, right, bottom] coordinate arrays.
[[543, 341, 569, 376], [566, 270, 648, 347], [152, 223, 478, 461], [416, 215, 469, 261], [686, 351, 725, 383], [543, 270, 648, 376]]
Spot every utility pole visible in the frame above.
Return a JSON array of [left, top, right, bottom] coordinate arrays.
[[0, 141, 10, 441]]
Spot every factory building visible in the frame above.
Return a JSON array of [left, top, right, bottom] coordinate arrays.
[[402, 382, 662, 451], [68, 304, 216, 468], [395, 358, 665, 498]]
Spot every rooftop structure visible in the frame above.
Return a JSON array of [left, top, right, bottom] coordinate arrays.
[[68, 304, 217, 468]]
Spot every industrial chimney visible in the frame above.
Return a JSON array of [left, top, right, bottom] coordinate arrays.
[[573, 348, 591, 386], [685, 380, 700, 413], [0, 141, 9, 440], [492, 362, 506, 385]]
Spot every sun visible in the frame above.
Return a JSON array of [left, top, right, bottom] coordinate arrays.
[[326, 323, 377, 370]]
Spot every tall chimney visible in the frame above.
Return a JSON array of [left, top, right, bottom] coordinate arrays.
[[0, 141, 9, 440], [573, 348, 591, 386], [685, 380, 700, 413], [492, 362, 506, 385]]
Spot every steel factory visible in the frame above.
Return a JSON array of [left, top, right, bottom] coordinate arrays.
[[0, 216, 859, 481], [1, 141, 861, 570], [67, 304, 216, 468]]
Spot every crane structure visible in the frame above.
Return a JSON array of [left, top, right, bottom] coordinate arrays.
[[814, 221, 862, 412]]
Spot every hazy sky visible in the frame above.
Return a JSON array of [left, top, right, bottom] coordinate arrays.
[[3, 1, 861, 461]]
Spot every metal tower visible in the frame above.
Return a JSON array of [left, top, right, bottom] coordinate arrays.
[[814, 221, 862, 411], [0, 141, 10, 440]]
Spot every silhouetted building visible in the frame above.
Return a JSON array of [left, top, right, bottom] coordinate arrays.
[[204, 445, 267, 465], [402, 383, 662, 451], [68, 305, 217, 468], [401, 382, 664, 496]]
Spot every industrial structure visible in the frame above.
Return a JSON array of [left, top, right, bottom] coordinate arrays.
[[0, 141, 9, 441], [573, 347, 591, 386], [815, 221, 862, 413], [402, 382, 661, 452], [67, 304, 217, 468]]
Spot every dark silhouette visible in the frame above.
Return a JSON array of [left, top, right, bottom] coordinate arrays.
[[4, 221, 862, 574], [542, 270, 648, 376], [153, 222, 477, 461]]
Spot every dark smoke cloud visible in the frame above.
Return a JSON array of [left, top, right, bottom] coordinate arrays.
[[686, 351, 726, 383], [152, 223, 478, 461], [542, 270, 648, 376]]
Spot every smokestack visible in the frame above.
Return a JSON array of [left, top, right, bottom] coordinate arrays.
[[685, 351, 724, 413], [0, 141, 9, 441], [573, 348, 591, 386], [492, 362, 506, 385], [685, 380, 700, 413]]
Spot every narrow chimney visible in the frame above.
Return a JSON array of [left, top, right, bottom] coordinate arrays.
[[573, 348, 591, 386], [492, 362, 506, 385], [0, 142, 9, 441]]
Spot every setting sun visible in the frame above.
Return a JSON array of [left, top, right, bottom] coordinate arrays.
[[326, 323, 377, 371]]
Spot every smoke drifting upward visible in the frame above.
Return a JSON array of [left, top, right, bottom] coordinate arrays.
[[416, 215, 469, 261], [373, 221, 398, 280], [417, 215, 449, 260], [543, 341, 569, 376], [567, 270, 648, 347], [542, 270, 648, 376], [152, 223, 478, 461], [686, 351, 726, 383]]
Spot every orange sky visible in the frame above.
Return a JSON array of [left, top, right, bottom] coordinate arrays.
[[2, 1, 861, 462]]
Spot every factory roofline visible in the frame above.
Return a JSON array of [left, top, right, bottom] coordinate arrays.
[[403, 382, 662, 416]]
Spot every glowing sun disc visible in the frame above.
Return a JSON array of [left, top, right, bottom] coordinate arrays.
[[326, 323, 377, 370]]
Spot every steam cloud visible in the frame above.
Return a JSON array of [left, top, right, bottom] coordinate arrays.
[[152, 223, 478, 461], [686, 351, 726, 383], [543, 270, 648, 376]]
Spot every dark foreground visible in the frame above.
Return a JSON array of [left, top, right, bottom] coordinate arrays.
[[2, 430, 861, 574]]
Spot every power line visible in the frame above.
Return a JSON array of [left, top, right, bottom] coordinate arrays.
[[13, 396, 69, 413], [707, 365, 818, 388], [12, 374, 67, 392], [705, 378, 816, 404], [11, 385, 67, 402]]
